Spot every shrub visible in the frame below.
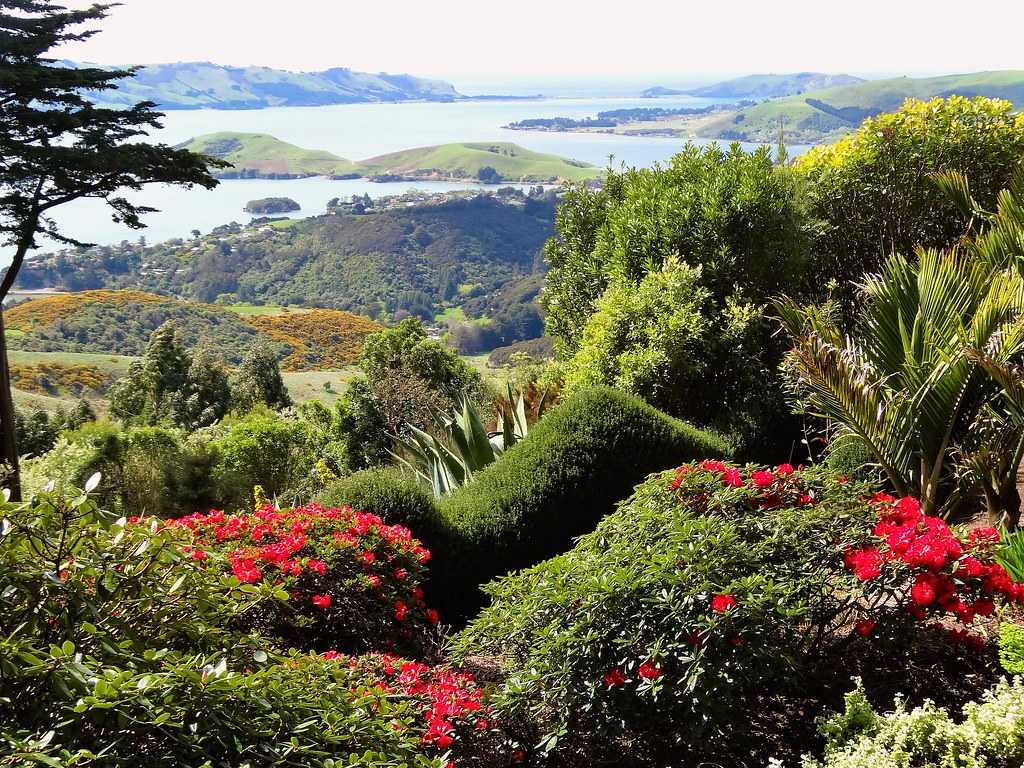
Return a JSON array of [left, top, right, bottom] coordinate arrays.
[[435, 388, 728, 618], [802, 678, 1024, 768], [840, 494, 1023, 647], [317, 467, 442, 544], [0, 484, 507, 767], [452, 461, 877, 763], [795, 95, 1024, 307], [999, 622, 1024, 674], [166, 503, 440, 655]]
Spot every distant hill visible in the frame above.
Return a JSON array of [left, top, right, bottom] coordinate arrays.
[[5, 290, 382, 370], [355, 142, 601, 183], [177, 133, 358, 179], [69, 60, 461, 110], [653, 72, 864, 99], [703, 70, 1024, 143]]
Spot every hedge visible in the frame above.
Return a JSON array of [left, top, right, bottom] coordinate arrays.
[[434, 387, 728, 618]]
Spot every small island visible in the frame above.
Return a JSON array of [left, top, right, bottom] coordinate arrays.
[[244, 197, 301, 215]]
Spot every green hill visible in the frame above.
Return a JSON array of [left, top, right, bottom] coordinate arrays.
[[704, 70, 1024, 143], [355, 142, 601, 183], [177, 132, 358, 179], [16, 194, 558, 351], [70, 60, 461, 110]]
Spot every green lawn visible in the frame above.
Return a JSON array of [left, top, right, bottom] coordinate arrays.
[[281, 368, 361, 407]]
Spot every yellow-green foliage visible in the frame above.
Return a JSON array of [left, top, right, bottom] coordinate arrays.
[[1000, 623, 1024, 675], [244, 309, 384, 370], [177, 132, 358, 177], [803, 679, 1024, 768], [5, 290, 171, 331], [9, 361, 113, 396]]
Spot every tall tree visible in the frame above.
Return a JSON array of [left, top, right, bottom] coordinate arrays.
[[230, 344, 292, 413], [0, 1, 225, 498]]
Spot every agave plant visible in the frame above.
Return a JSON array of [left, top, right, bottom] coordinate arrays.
[[778, 242, 1024, 520], [391, 385, 546, 497]]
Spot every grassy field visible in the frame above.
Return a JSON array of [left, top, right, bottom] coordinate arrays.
[[222, 303, 311, 317], [356, 142, 601, 183], [7, 350, 137, 371], [177, 132, 358, 178], [707, 70, 1024, 143]]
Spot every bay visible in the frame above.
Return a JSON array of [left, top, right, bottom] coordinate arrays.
[[26, 95, 811, 252]]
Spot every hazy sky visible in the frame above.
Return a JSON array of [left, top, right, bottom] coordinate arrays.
[[53, 0, 1024, 87]]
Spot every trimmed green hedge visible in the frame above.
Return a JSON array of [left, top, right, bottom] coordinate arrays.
[[316, 467, 444, 548], [434, 387, 728, 618]]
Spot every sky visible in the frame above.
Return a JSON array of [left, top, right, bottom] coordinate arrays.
[[52, 0, 1024, 90]]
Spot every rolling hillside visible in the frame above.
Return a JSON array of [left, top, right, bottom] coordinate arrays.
[[644, 72, 864, 99], [355, 142, 601, 183], [704, 70, 1024, 143], [72, 60, 461, 109], [176, 133, 358, 178], [4, 291, 382, 371]]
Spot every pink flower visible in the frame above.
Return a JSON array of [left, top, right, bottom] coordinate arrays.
[[307, 558, 327, 576], [722, 468, 743, 487], [751, 470, 774, 488], [311, 593, 331, 609], [775, 463, 795, 476]]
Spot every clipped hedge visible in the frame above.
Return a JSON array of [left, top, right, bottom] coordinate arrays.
[[316, 467, 444, 548], [435, 387, 728, 618]]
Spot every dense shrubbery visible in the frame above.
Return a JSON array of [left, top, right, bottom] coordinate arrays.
[[0, 483, 511, 768], [801, 679, 1024, 768], [166, 503, 439, 654], [434, 387, 728, 617], [453, 461, 1022, 765], [795, 96, 1024, 309]]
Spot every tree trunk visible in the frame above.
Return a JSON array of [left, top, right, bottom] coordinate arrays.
[[0, 307, 21, 501]]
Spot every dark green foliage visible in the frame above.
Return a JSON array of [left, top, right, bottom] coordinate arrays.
[[824, 437, 877, 482], [452, 463, 875, 765], [22, 196, 556, 327], [13, 399, 96, 458], [0, 0, 222, 501], [108, 321, 234, 429], [434, 388, 729, 618], [341, 319, 484, 468], [316, 467, 443, 546], [229, 343, 292, 412]]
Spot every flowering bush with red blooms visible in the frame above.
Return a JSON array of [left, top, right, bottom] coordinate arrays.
[[843, 493, 1024, 649], [453, 462, 881, 763], [164, 503, 440, 654], [306, 651, 523, 764]]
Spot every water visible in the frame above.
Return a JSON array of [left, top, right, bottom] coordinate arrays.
[[24, 95, 809, 252]]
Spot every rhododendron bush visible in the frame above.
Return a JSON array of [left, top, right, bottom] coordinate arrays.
[[842, 493, 1023, 648], [165, 502, 440, 654], [452, 461, 1023, 765], [0, 484, 513, 767]]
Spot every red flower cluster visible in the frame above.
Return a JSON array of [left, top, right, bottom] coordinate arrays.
[[164, 503, 440, 647], [667, 461, 816, 511], [843, 494, 1023, 647], [321, 652, 501, 756]]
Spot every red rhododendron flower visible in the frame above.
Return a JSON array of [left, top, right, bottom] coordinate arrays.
[[855, 618, 876, 637], [751, 470, 774, 487], [603, 666, 627, 687], [722, 468, 743, 487], [307, 558, 327, 576], [394, 600, 408, 621], [711, 594, 738, 613], [637, 660, 662, 680], [426, 609, 440, 625], [775, 463, 795, 476], [911, 576, 936, 606], [844, 547, 883, 581], [968, 527, 1001, 547], [311, 594, 331, 609]]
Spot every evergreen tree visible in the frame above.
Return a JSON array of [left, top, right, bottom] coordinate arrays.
[[178, 344, 231, 429], [0, 1, 225, 498], [230, 344, 292, 413], [140, 320, 190, 422]]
